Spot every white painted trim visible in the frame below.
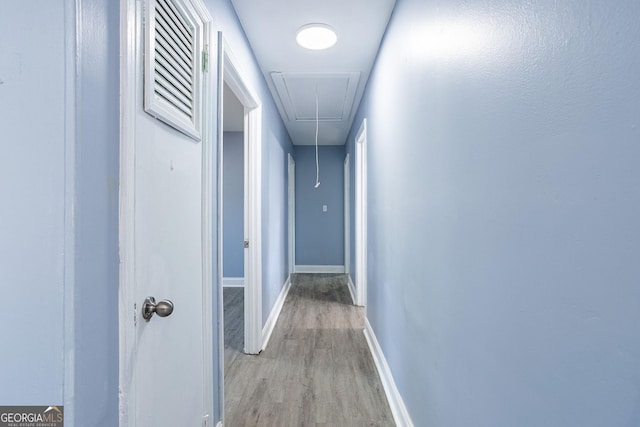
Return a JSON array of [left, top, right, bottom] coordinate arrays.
[[63, 0, 76, 424], [216, 422, 223, 427], [364, 319, 414, 427], [118, 1, 138, 425], [344, 153, 350, 278], [214, 32, 227, 424], [193, 2, 215, 423], [244, 103, 262, 355], [222, 277, 245, 287], [347, 275, 357, 306], [355, 118, 368, 309], [218, 35, 263, 356], [262, 275, 292, 350], [287, 154, 296, 275], [294, 265, 345, 274], [215, 31, 226, 424]]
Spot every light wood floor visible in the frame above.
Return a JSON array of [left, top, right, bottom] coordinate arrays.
[[224, 286, 245, 369], [224, 273, 395, 426]]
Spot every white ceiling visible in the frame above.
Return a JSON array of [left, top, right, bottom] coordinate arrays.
[[230, 0, 396, 145]]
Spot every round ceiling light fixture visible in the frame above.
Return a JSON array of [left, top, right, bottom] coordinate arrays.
[[296, 24, 337, 50]]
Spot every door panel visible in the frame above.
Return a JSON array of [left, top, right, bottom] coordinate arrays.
[[130, 0, 205, 425]]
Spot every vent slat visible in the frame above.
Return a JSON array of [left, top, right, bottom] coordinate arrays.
[[155, 19, 192, 71], [157, 0, 193, 49], [155, 59, 193, 103], [155, 48, 193, 97], [157, 0, 193, 38], [155, 76, 193, 117], [155, 41, 193, 82], [155, 4, 192, 60]]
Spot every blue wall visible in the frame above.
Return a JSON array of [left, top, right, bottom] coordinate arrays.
[[0, 1, 120, 425], [347, 0, 640, 425], [73, 0, 120, 424], [294, 145, 345, 266], [223, 132, 244, 278], [0, 1, 66, 406]]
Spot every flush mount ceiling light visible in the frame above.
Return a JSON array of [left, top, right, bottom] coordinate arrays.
[[296, 24, 337, 50]]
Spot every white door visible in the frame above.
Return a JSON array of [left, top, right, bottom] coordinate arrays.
[[120, 0, 213, 425]]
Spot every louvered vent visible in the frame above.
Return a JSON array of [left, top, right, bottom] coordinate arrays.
[[145, 0, 202, 141]]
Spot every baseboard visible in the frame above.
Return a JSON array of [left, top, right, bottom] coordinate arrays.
[[363, 318, 414, 427], [347, 274, 357, 305], [262, 275, 292, 350], [222, 277, 244, 287], [294, 265, 345, 274]]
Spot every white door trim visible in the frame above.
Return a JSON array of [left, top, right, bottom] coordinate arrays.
[[217, 34, 263, 359], [344, 153, 350, 280], [195, 0, 215, 420], [355, 119, 368, 309], [288, 153, 296, 275], [63, 0, 76, 424], [118, 2, 136, 424], [118, 0, 214, 425]]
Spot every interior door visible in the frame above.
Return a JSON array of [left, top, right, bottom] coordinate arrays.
[[127, 0, 207, 425]]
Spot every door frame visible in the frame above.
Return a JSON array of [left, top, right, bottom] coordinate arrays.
[[355, 119, 368, 308], [344, 153, 350, 279], [288, 153, 296, 275], [118, 0, 215, 425], [217, 34, 263, 360]]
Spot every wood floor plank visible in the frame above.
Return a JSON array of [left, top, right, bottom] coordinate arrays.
[[224, 273, 395, 427], [224, 287, 245, 371]]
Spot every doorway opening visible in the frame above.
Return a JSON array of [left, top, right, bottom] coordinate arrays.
[[222, 82, 245, 368], [217, 32, 264, 419]]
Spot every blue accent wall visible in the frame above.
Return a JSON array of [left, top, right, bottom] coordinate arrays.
[[294, 145, 345, 266], [223, 132, 244, 278], [347, 0, 640, 425]]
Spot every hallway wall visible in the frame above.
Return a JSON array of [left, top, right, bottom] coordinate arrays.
[[0, 1, 67, 406], [347, 0, 640, 425], [0, 2, 120, 426], [294, 145, 345, 268]]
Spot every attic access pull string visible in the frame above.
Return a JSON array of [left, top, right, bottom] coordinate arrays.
[[314, 86, 320, 188]]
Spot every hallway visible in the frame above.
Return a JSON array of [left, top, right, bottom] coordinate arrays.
[[224, 274, 394, 426]]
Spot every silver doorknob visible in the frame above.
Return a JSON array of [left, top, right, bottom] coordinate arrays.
[[142, 296, 174, 321]]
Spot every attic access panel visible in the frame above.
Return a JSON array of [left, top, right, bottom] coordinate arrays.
[[271, 72, 360, 122]]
